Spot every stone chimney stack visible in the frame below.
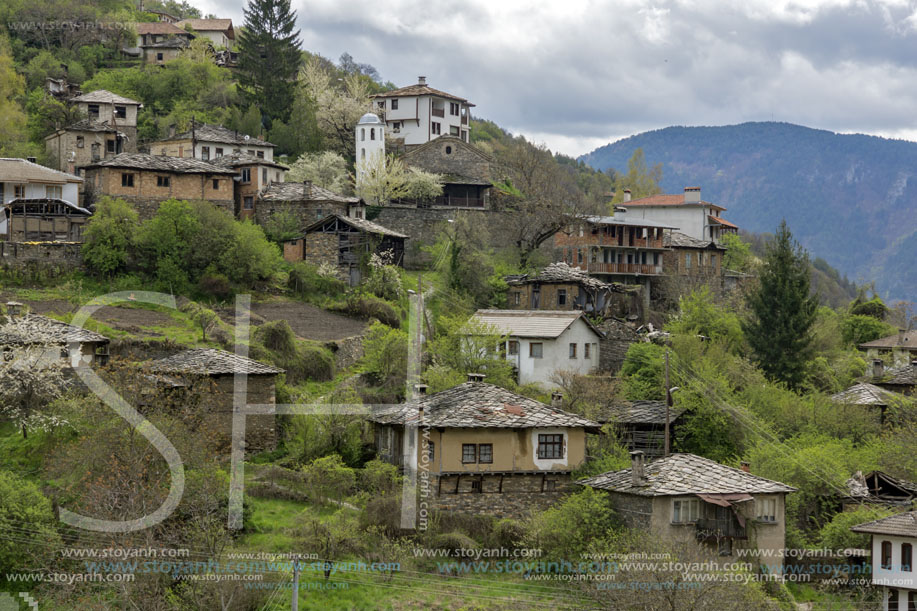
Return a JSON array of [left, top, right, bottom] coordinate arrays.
[[740, 461, 751, 473], [623, 189, 632, 202], [418, 76, 427, 85], [684, 186, 701, 204], [467, 373, 485, 383], [414, 384, 428, 396], [5, 301, 22, 319], [551, 391, 563, 409], [630, 451, 646, 486], [303, 180, 312, 197]]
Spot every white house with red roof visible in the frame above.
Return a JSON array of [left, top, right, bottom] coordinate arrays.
[[621, 186, 738, 242], [369, 77, 474, 147]]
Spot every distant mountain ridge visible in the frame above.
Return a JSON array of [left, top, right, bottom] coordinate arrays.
[[580, 122, 917, 303]]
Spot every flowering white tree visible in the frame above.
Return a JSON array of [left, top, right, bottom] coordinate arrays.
[[286, 150, 350, 194], [300, 57, 373, 158], [355, 153, 443, 205]]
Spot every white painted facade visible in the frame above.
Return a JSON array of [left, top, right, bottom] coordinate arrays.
[[372, 78, 472, 147], [867, 534, 916, 611], [355, 113, 386, 186], [624, 188, 735, 242], [500, 318, 601, 389], [0, 180, 80, 206]]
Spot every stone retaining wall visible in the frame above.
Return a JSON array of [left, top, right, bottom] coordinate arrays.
[[0, 241, 83, 277]]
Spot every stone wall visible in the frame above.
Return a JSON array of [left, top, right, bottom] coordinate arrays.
[[326, 334, 364, 371], [597, 320, 640, 373], [0, 241, 83, 276], [255, 199, 349, 229], [403, 137, 493, 183], [304, 232, 339, 271], [430, 473, 576, 519]]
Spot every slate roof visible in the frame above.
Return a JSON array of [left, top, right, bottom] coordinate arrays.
[[851, 510, 917, 538], [0, 158, 83, 184], [143, 37, 189, 49], [585, 215, 678, 230], [208, 151, 289, 171], [148, 348, 283, 375], [875, 364, 917, 387], [504, 262, 619, 291], [368, 381, 600, 430], [664, 231, 726, 250], [5, 198, 91, 216], [860, 331, 917, 350], [471, 310, 603, 339], [50, 119, 123, 135], [165, 122, 275, 148], [303, 214, 409, 239], [830, 382, 905, 406], [626, 192, 726, 211], [260, 182, 358, 203], [133, 22, 191, 37], [845, 470, 917, 499], [709, 215, 738, 229], [176, 18, 234, 37], [371, 82, 474, 106], [83, 153, 236, 174], [0, 313, 108, 345], [597, 400, 685, 425], [71, 90, 141, 106], [577, 453, 797, 496]]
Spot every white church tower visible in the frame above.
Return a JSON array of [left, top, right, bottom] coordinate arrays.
[[355, 112, 385, 187]]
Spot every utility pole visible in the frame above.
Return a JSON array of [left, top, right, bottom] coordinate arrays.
[[291, 554, 300, 611], [664, 349, 671, 457]]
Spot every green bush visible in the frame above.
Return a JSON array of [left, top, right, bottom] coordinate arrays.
[[288, 261, 347, 301], [359, 459, 401, 494], [81, 197, 140, 277], [346, 294, 402, 328], [0, 469, 61, 576], [819, 505, 894, 551], [301, 454, 355, 506], [620, 342, 665, 400], [841, 314, 894, 347], [526, 488, 618, 560]]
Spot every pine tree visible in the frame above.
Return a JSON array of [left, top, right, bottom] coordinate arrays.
[[742, 220, 819, 390], [237, 0, 302, 124]]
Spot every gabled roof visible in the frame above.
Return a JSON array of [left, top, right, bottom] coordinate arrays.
[[143, 37, 189, 49], [874, 364, 917, 387], [504, 262, 619, 292], [176, 18, 234, 38], [46, 119, 124, 136], [851, 510, 917, 538], [260, 182, 358, 204], [584, 215, 678, 230], [845, 470, 917, 499], [577, 453, 796, 496], [371, 82, 474, 106], [597, 400, 685, 425], [0, 158, 83, 184], [368, 381, 600, 430], [159, 122, 275, 148], [830, 382, 906, 406], [149, 348, 283, 375], [860, 331, 917, 350], [5, 198, 91, 216], [83, 153, 236, 175], [403, 135, 494, 163], [664, 231, 726, 250], [208, 151, 288, 171], [133, 21, 192, 37], [0, 313, 108, 346], [71, 90, 141, 106], [626, 192, 726, 212], [470, 310, 603, 340], [303, 214, 408, 239], [709, 215, 738, 229]]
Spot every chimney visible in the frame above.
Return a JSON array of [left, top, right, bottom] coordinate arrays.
[[414, 384, 428, 396], [899, 329, 906, 346], [684, 186, 701, 204], [5, 301, 22, 319], [168, 125, 176, 138], [303, 180, 312, 197], [630, 451, 646, 486], [872, 358, 884, 378], [740, 461, 751, 473], [418, 76, 426, 85], [551, 391, 563, 409], [467, 373, 485, 383], [622, 189, 632, 203]]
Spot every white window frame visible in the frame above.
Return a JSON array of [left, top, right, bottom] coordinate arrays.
[[756, 497, 777, 523], [672, 498, 700, 523]]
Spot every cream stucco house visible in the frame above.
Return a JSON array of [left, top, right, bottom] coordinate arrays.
[[851, 510, 917, 611]]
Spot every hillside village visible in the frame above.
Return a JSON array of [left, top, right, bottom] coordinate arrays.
[[0, 1, 915, 610]]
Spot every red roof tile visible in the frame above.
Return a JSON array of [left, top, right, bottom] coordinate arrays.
[[709, 215, 738, 229], [626, 193, 726, 211]]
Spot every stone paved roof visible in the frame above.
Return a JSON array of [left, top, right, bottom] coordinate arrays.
[[144, 37, 189, 49], [845, 470, 917, 499], [53, 119, 123, 135], [208, 151, 288, 171], [368, 381, 600, 430], [176, 18, 234, 37], [303, 214, 409, 239], [0, 158, 83, 184], [260, 182, 358, 203], [71, 90, 141, 106], [504, 262, 619, 291], [875, 364, 917, 387], [586, 215, 678, 230], [148, 348, 283, 375], [168, 122, 274, 147], [860, 331, 917, 350], [371, 82, 473, 106], [0, 313, 108, 345], [133, 22, 190, 36], [577, 453, 796, 496], [471, 310, 603, 339], [84, 153, 237, 174], [851, 510, 917, 538], [830, 382, 905, 406], [597, 400, 685, 425], [664, 231, 726, 250]]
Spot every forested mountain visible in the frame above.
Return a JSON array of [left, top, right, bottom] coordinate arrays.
[[581, 122, 917, 303]]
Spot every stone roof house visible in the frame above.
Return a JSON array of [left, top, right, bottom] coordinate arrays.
[[0, 306, 109, 367], [860, 330, 917, 367], [866, 360, 917, 397], [46, 119, 133, 174], [851, 510, 917, 610], [258, 181, 361, 228], [208, 152, 288, 219], [663, 231, 726, 277], [504, 262, 624, 315], [176, 19, 235, 48], [469, 310, 604, 388], [843, 470, 917, 509], [147, 349, 283, 452], [595, 400, 685, 458], [579, 452, 796, 568], [370, 76, 474, 147], [367, 377, 600, 517], [398, 136, 494, 209], [149, 121, 275, 162]]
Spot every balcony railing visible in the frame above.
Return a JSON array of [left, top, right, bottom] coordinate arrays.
[[695, 518, 747, 540], [432, 108, 445, 118], [554, 234, 666, 249], [579, 262, 662, 276]]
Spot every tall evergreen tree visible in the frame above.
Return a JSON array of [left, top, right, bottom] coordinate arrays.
[[237, 0, 302, 124], [742, 220, 819, 390]]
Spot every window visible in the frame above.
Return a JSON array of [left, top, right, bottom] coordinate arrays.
[[470, 479, 482, 493], [361, 148, 366, 159], [462, 444, 476, 464], [478, 444, 493, 464], [201, 146, 210, 161], [685, 253, 692, 269], [462, 130, 468, 142], [756, 498, 777, 522], [215, 147, 224, 158], [257, 150, 264, 158], [114, 105, 127, 119], [507, 340, 519, 355], [450, 102, 459, 116], [882, 540, 893, 570], [243, 197, 253, 210], [569, 343, 577, 359], [711, 254, 717, 269], [432, 122, 441, 135], [247, 150, 255, 156], [377, 100, 385, 110], [91, 143, 100, 160], [212, 179, 219, 190], [445, 145, 452, 154], [537, 434, 564, 459], [45, 185, 62, 199], [392, 122, 401, 133], [156, 176, 170, 187], [544, 480, 556, 491], [584, 343, 591, 359], [427, 441, 435, 463], [577, 249, 583, 263], [391, 99, 398, 110], [513, 292, 520, 306], [557, 289, 567, 306], [88, 104, 99, 118], [262, 168, 268, 184], [903, 543, 913, 572], [76, 136, 84, 149], [889, 590, 899, 611], [529, 343, 543, 358], [450, 125, 460, 136], [106, 139, 116, 153], [909, 592, 916, 611], [241, 168, 251, 183], [121, 173, 134, 187], [672, 499, 700, 523], [156, 52, 164, 62]]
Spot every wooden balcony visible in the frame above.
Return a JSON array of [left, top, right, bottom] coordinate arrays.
[[577, 262, 662, 276], [554, 233, 666, 249], [432, 108, 445, 118], [695, 517, 747, 540]]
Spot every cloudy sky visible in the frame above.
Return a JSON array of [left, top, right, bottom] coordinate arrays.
[[201, 0, 917, 157]]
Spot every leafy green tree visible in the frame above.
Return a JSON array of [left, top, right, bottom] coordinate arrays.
[[526, 488, 618, 560], [262, 209, 302, 245], [620, 342, 665, 400], [138, 199, 200, 291], [81, 197, 140, 277], [220, 221, 283, 286], [667, 287, 744, 353], [841, 314, 894, 347], [742, 221, 819, 390], [819, 505, 893, 551], [0, 36, 32, 157], [237, 0, 302, 123], [611, 148, 662, 203], [849, 292, 889, 320], [720, 232, 755, 272], [0, 469, 61, 576]]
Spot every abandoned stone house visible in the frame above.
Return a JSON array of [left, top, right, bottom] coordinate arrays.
[[82, 153, 236, 219], [125, 22, 194, 64], [0, 198, 91, 242], [841, 470, 917, 511], [860, 330, 917, 367], [662, 231, 726, 278], [865, 359, 917, 397], [830, 381, 908, 424], [208, 152, 288, 220], [368, 377, 601, 517], [69, 90, 141, 146], [147, 348, 283, 452], [176, 18, 235, 49], [148, 121, 276, 162], [45, 120, 133, 174], [579, 452, 796, 572], [0, 302, 110, 367], [504, 262, 626, 315], [595, 400, 684, 458], [258, 181, 362, 228], [284, 214, 408, 285]]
